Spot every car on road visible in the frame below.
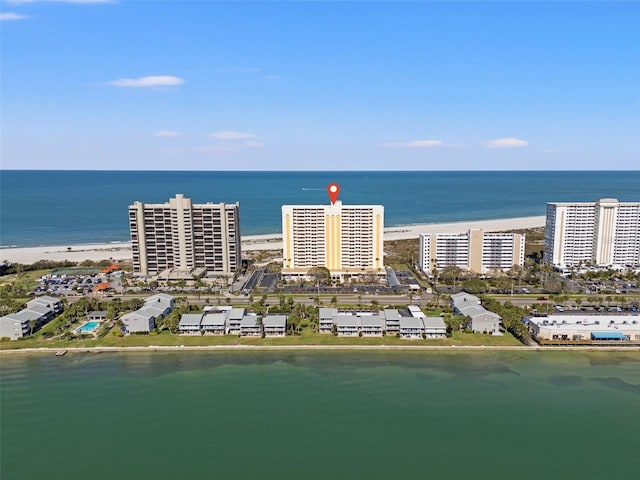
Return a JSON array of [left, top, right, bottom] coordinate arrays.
[[537, 296, 548, 300]]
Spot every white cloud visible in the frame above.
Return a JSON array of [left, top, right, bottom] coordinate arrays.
[[110, 75, 184, 87], [486, 138, 528, 149], [0, 12, 29, 20], [152, 131, 181, 138], [380, 139, 444, 148], [209, 131, 256, 140]]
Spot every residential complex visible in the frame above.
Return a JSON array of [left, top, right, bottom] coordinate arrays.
[[419, 229, 525, 275], [178, 308, 288, 337], [544, 198, 640, 269], [281, 201, 384, 282], [120, 293, 175, 334], [0, 296, 63, 340], [318, 306, 446, 338], [450, 292, 502, 334], [129, 194, 241, 277]]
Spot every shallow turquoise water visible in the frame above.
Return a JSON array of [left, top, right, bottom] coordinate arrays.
[[1, 351, 639, 479]]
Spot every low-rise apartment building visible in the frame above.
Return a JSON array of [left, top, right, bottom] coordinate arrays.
[[450, 292, 502, 334], [121, 294, 175, 334], [0, 296, 63, 340], [240, 315, 262, 337], [263, 314, 287, 337]]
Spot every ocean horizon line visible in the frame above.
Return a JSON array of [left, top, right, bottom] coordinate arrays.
[[2, 168, 638, 173]]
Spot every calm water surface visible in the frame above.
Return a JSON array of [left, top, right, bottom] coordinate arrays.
[[2, 170, 639, 247], [1, 351, 639, 480]]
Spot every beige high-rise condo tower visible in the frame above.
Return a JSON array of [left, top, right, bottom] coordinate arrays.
[[544, 198, 640, 268], [281, 201, 384, 282], [418, 230, 525, 275], [129, 194, 241, 276]]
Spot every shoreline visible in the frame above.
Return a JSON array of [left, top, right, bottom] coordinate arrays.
[[0, 215, 545, 264], [1, 345, 638, 355]]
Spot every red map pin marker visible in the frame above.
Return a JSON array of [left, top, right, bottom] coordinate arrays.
[[327, 183, 340, 205]]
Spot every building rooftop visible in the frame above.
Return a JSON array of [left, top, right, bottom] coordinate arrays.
[[360, 315, 384, 327], [527, 315, 640, 333], [31, 295, 61, 305], [383, 309, 402, 321], [450, 292, 481, 305], [179, 314, 203, 327], [240, 315, 260, 328], [423, 316, 447, 329], [263, 315, 287, 328], [399, 317, 423, 329], [201, 312, 227, 326], [25, 304, 53, 316], [319, 307, 339, 318], [336, 314, 360, 327], [228, 308, 246, 320]]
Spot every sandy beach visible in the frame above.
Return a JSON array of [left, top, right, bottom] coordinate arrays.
[[0, 215, 545, 264]]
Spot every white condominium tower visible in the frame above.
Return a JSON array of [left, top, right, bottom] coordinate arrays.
[[544, 198, 640, 268], [419, 230, 525, 275], [129, 194, 241, 276], [281, 201, 384, 281]]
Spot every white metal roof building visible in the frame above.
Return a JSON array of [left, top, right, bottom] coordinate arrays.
[[525, 315, 640, 342]]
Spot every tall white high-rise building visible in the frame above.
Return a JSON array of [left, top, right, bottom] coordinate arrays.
[[281, 201, 384, 281], [419, 230, 525, 275], [544, 198, 640, 268], [129, 194, 241, 276]]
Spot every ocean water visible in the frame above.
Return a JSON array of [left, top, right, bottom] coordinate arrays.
[[1, 351, 639, 480], [1, 170, 639, 248]]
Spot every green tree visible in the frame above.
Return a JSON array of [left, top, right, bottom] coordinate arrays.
[[308, 266, 330, 285], [440, 266, 463, 286], [461, 277, 488, 294]]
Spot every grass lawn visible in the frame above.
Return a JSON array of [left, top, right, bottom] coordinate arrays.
[[1, 326, 524, 349], [0, 269, 51, 292]]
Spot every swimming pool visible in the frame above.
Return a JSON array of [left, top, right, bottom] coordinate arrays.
[[76, 321, 100, 334]]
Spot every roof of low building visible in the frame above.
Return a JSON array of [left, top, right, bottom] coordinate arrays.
[[360, 315, 383, 327], [25, 304, 52, 316], [383, 309, 401, 321], [240, 315, 260, 327], [319, 307, 338, 318], [336, 314, 360, 327], [399, 317, 423, 329], [228, 308, 246, 320], [423, 316, 447, 329], [2, 310, 42, 323], [179, 314, 203, 326], [31, 295, 61, 305], [450, 292, 480, 306], [263, 315, 287, 328], [201, 312, 227, 326]]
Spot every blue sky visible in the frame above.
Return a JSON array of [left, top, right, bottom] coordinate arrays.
[[1, 0, 638, 170]]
